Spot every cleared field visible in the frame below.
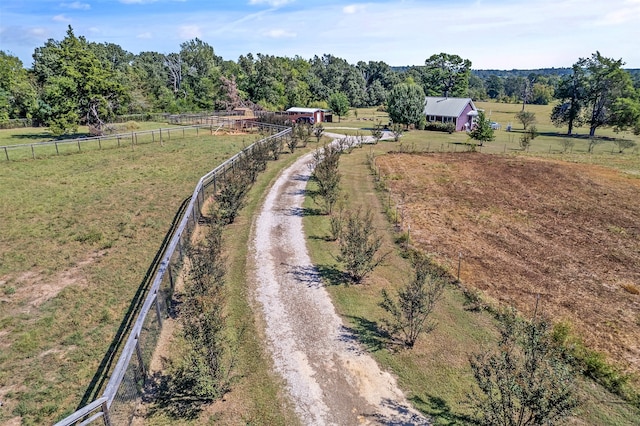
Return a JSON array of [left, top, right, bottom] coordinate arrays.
[[376, 153, 640, 377], [0, 130, 264, 424]]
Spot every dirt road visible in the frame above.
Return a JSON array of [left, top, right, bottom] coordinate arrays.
[[249, 141, 429, 425]]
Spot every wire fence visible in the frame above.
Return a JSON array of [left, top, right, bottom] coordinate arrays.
[[53, 124, 292, 426], [0, 116, 285, 161]]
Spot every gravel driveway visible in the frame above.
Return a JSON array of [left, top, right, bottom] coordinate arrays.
[[249, 139, 430, 425]]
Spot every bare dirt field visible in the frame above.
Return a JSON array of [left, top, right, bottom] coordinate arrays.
[[376, 152, 640, 377]]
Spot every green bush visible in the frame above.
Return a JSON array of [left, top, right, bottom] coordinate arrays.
[[424, 122, 456, 133]]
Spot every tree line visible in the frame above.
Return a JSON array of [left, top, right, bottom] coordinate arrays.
[[1, 26, 639, 136]]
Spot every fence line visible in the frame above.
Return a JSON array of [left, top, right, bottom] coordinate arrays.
[[1, 118, 285, 161], [54, 125, 292, 426]]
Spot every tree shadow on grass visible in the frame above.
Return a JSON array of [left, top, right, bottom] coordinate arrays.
[[410, 394, 476, 426], [315, 263, 348, 286], [343, 315, 391, 352], [10, 132, 53, 141], [287, 206, 324, 217], [309, 234, 336, 242], [142, 370, 206, 421]]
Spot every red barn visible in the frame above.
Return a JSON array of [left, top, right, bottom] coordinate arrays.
[[285, 107, 327, 124]]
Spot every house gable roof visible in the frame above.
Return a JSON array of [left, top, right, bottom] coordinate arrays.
[[423, 97, 476, 118]]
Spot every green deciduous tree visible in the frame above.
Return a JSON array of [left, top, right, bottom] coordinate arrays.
[[469, 308, 579, 426], [551, 66, 586, 135], [337, 208, 386, 283], [387, 82, 425, 129], [0, 51, 37, 122], [469, 110, 495, 145], [380, 253, 445, 348], [515, 110, 537, 130], [581, 52, 634, 137], [423, 52, 472, 97], [311, 143, 342, 214], [611, 95, 640, 135], [33, 26, 127, 135], [553, 52, 634, 137], [328, 92, 350, 122]]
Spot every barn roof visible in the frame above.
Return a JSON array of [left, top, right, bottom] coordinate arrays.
[[423, 97, 476, 118], [286, 107, 324, 113]]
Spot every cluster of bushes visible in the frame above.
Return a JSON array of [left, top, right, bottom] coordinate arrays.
[[423, 121, 456, 133], [156, 132, 288, 417]]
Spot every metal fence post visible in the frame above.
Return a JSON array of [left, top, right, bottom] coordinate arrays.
[[101, 400, 112, 426], [155, 296, 163, 327], [168, 264, 175, 290], [135, 339, 147, 378]]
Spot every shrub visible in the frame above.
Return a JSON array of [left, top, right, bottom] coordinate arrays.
[[515, 110, 537, 130], [560, 138, 575, 153], [468, 309, 579, 425], [163, 224, 232, 415], [337, 208, 386, 283], [379, 252, 445, 347], [313, 124, 324, 143], [311, 143, 342, 214], [424, 122, 456, 133]]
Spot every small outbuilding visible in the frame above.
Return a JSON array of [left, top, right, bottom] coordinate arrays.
[[285, 107, 328, 124], [423, 97, 478, 131]]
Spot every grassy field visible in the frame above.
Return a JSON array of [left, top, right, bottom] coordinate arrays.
[[0, 121, 185, 147], [303, 122, 640, 424], [0, 128, 268, 424], [325, 102, 640, 159]]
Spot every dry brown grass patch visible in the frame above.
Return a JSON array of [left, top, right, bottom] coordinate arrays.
[[376, 152, 640, 379]]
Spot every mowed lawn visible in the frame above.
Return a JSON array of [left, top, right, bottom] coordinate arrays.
[[0, 129, 261, 424]]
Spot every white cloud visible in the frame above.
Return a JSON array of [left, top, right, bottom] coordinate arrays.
[[29, 27, 48, 37], [137, 32, 153, 39], [343, 4, 365, 14], [179, 25, 202, 39], [249, 0, 295, 7], [598, 0, 640, 25], [264, 29, 296, 38], [60, 1, 90, 10], [53, 14, 72, 22]]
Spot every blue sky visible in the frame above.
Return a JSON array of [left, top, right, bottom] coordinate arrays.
[[1, 0, 639, 70]]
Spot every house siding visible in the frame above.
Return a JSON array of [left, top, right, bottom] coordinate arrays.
[[457, 103, 475, 131], [424, 97, 477, 132]]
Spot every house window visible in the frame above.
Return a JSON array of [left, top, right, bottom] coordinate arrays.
[[428, 115, 435, 122]]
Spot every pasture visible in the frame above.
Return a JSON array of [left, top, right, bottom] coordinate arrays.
[[0, 128, 264, 424], [325, 102, 640, 160]]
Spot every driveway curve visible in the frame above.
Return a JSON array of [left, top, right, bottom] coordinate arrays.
[[249, 138, 430, 425]]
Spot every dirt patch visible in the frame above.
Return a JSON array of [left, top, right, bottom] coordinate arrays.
[[1, 250, 106, 312], [376, 152, 640, 376]]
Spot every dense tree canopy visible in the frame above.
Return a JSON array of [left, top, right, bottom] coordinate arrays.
[[552, 52, 638, 136], [32, 27, 128, 135], [1, 28, 638, 140], [386, 82, 425, 129], [422, 52, 472, 98]]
